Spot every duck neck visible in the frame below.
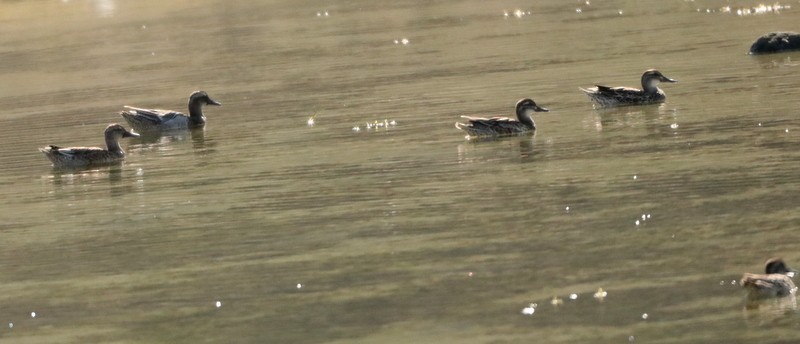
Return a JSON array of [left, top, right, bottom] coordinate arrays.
[[517, 109, 536, 129], [641, 76, 659, 94], [105, 135, 123, 154], [188, 101, 207, 125]]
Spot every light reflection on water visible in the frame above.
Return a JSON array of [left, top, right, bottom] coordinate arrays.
[[1, 0, 800, 342]]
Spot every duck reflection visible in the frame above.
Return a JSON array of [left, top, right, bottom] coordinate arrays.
[[128, 127, 212, 154], [585, 104, 679, 134], [190, 127, 206, 146], [742, 294, 798, 325], [44, 164, 124, 196], [132, 130, 192, 145], [456, 133, 538, 163], [47, 164, 123, 184], [190, 127, 215, 153], [43, 161, 148, 199]]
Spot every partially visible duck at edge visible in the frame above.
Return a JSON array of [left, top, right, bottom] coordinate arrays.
[[580, 69, 677, 108], [455, 98, 549, 137], [39, 123, 139, 168], [740, 257, 798, 299], [120, 90, 221, 132], [749, 32, 800, 55]]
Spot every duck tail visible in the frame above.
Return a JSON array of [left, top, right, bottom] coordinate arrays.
[[119, 110, 133, 119], [740, 273, 755, 287], [39, 145, 59, 153]]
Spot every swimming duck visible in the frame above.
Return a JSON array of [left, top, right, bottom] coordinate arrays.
[[740, 257, 798, 299], [120, 90, 221, 132], [39, 123, 139, 168], [455, 98, 549, 137], [580, 69, 677, 107]]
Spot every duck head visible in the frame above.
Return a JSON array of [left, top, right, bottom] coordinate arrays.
[[103, 123, 139, 152], [515, 98, 549, 128], [642, 69, 677, 90], [105, 123, 140, 139], [189, 90, 222, 107], [515, 98, 549, 115], [765, 257, 797, 277]]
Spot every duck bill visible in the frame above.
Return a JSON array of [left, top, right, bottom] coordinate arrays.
[[661, 76, 677, 83], [535, 105, 550, 112], [207, 98, 222, 106], [123, 131, 140, 138], [787, 269, 798, 278]]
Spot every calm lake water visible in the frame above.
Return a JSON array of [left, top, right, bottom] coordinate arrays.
[[1, 0, 799, 343]]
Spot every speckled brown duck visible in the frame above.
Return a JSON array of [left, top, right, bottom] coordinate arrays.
[[39, 123, 139, 168], [581, 69, 677, 107], [455, 98, 549, 137], [741, 257, 798, 299]]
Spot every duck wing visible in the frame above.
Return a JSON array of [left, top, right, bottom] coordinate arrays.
[[40, 145, 111, 165], [741, 273, 797, 298], [122, 106, 186, 124], [593, 85, 641, 97], [52, 146, 106, 158], [460, 116, 527, 135]]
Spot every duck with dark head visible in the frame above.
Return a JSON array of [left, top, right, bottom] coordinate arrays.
[[39, 123, 139, 168], [455, 98, 549, 137], [581, 69, 677, 107], [120, 90, 221, 132], [741, 257, 798, 300]]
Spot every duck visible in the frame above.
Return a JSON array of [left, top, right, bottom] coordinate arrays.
[[39, 123, 139, 168], [120, 90, 221, 132], [455, 98, 549, 137], [580, 69, 677, 107], [740, 257, 798, 299], [749, 32, 800, 55]]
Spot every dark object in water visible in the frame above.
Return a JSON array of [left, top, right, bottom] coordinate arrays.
[[749, 32, 800, 55]]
